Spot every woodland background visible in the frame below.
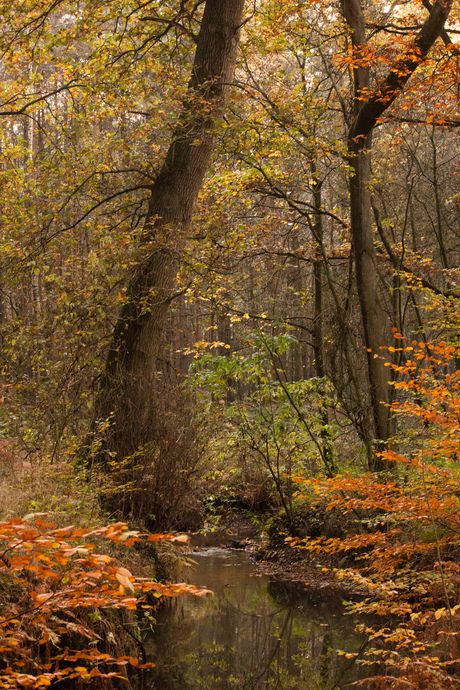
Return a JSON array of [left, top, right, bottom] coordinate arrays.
[[1, 0, 460, 687]]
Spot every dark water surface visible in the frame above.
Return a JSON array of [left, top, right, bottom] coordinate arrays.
[[143, 539, 370, 689]]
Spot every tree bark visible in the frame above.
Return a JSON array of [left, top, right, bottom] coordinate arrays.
[[342, 0, 453, 468], [310, 159, 336, 474], [93, 0, 245, 463]]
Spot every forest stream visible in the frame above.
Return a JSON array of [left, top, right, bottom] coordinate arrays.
[[144, 534, 372, 689]]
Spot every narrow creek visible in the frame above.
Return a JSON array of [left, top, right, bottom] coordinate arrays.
[[143, 534, 372, 689]]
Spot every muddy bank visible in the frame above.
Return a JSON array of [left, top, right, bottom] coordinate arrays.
[[201, 508, 352, 596]]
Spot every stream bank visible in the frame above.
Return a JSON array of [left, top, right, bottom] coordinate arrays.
[[193, 507, 350, 594]]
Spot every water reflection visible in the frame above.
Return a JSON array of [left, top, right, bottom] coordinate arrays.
[[145, 548, 367, 689]]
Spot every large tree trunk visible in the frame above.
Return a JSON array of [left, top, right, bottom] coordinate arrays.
[[93, 0, 245, 466], [342, 0, 453, 469], [348, 135, 392, 463]]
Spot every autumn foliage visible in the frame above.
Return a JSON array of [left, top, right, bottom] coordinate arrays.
[[290, 332, 460, 688], [0, 517, 207, 688]]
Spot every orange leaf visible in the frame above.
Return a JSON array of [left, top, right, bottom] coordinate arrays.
[[115, 573, 135, 592]]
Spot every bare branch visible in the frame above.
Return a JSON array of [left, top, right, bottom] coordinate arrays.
[[0, 81, 82, 116], [138, 16, 197, 42]]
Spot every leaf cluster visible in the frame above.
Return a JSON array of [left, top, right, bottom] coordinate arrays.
[[288, 330, 460, 685], [0, 514, 207, 688]]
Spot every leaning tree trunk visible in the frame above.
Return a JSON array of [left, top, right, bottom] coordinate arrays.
[[342, 0, 453, 470], [92, 0, 246, 466]]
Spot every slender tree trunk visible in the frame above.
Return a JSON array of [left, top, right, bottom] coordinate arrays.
[[341, 0, 453, 468], [92, 0, 245, 464], [310, 160, 336, 473]]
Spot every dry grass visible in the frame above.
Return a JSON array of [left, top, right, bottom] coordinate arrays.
[[0, 440, 104, 527], [0, 440, 191, 587]]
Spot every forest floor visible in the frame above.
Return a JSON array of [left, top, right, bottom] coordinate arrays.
[[0, 441, 349, 595]]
